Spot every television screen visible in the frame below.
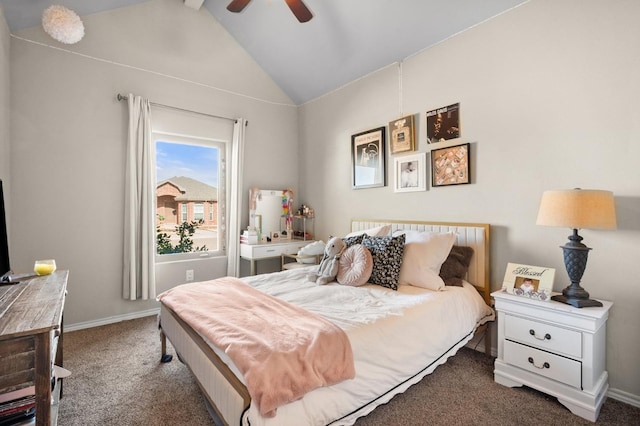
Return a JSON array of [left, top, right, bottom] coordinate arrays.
[[0, 179, 11, 280]]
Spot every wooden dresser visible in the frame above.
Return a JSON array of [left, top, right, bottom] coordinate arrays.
[[0, 271, 68, 425]]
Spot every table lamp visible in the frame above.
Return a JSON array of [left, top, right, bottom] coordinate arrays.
[[536, 189, 616, 308]]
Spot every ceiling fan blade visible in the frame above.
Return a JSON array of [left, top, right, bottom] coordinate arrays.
[[284, 0, 313, 23], [227, 0, 252, 13]]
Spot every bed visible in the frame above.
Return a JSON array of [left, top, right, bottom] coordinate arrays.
[[157, 219, 494, 426]]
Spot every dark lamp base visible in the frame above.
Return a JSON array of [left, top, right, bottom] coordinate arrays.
[[551, 294, 603, 308], [556, 229, 603, 309]]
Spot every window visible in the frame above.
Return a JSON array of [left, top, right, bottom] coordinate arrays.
[[154, 133, 226, 261], [194, 203, 204, 221]]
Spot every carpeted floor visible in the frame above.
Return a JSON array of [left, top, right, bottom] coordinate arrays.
[[58, 315, 639, 425]]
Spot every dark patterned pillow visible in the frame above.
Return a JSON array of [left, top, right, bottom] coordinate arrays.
[[361, 234, 406, 290], [342, 234, 365, 248], [439, 245, 474, 287]]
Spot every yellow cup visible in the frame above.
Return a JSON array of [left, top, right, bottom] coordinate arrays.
[[34, 259, 57, 276]]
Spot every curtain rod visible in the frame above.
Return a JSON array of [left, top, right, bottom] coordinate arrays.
[[116, 93, 237, 123]]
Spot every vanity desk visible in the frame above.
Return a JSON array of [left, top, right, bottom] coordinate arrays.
[[240, 240, 313, 275]]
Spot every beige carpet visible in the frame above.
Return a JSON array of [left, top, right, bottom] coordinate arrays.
[[58, 315, 639, 425]]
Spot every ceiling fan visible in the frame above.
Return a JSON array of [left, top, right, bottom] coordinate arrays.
[[227, 0, 313, 23]]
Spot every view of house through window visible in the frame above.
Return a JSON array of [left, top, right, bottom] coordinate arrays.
[[155, 137, 224, 259]]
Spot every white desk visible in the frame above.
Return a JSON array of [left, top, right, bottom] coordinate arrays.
[[240, 240, 313, 275]]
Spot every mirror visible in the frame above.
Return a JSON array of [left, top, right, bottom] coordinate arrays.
[[250, 189, 293, 241]]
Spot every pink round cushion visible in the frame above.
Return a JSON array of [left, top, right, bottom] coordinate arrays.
[[337, 244, 373, 287]]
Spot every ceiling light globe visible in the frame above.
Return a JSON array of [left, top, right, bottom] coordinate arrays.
[[42, 5, 85, 45]]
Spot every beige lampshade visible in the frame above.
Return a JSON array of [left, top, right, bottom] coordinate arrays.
[[536, 189, 617, 230]]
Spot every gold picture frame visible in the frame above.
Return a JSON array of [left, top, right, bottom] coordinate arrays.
[[389, 114, 416, 154]]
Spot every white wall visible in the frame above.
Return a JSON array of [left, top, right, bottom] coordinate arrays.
[[5, 0, 639, 405], [8, 0, 299, 325], [0, 6, 9, 189], [299, 0, 640, 401]]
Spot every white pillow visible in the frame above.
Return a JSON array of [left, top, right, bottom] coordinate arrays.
[[398, 230, 456, 291], [345, 224, 391, 238], [296, 240, 326, 263]]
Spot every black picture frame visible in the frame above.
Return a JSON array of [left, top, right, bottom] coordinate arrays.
[[351, 127, 386, 189], [426, 103, 460, 144], [431, 143, 470, 187]]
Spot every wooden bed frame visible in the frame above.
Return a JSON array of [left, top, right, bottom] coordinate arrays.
[[159, 219, 492, 426]]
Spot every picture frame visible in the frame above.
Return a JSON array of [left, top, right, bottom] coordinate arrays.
[[351, 126, 386, 189], [501, 262, 556, 301], [394, 152, 426, 193], [426, 103, 460, 144], [389, 114, 415, 154], [254, 214, 262, 234], [431, 143, 470, 187]]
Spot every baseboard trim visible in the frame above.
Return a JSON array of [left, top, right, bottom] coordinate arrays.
[[65, 308, 160, 332], [607, 388, 640, 408]]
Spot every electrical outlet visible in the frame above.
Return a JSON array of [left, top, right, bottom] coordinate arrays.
[[186, 269, 194, 282]]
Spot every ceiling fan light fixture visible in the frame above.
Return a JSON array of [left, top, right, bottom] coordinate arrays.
[[227, 0, 313, 22], [42, 5, 85, 44]]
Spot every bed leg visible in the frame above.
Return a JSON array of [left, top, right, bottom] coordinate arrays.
[[160, 330, 173, 363]]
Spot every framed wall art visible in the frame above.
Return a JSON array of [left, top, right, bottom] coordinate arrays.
[[351, 126, 386, 189], [426, 103, 460, 143], [431, 143, 470, 187], [501, 263, 556, 301], [389, 114, 415, 154], [394, 152, 426, 193]]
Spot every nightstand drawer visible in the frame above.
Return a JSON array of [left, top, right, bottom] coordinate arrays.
[[504, 340, 582, 389], [505, 314, 582, 358]]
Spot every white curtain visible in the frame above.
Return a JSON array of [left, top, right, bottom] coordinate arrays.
[[226, 118, 246, 277], [123, 94, 156, 300]]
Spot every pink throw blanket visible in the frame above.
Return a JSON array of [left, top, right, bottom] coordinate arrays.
[[157, 277, 355, 417]]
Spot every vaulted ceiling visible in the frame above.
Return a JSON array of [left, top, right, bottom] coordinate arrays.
[[0, 0, 528, 104]]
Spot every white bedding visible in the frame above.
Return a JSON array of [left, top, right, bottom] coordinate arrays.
[[204, 266, 495, 426]]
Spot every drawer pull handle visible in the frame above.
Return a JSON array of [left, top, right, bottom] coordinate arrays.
[[528, 357, 550, 369], [529, 329, 551, 341]]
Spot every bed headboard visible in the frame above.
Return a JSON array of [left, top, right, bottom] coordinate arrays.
[[351, 219, 491, 304]]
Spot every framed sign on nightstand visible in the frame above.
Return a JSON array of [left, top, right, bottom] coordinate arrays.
[[501, 263, 555, 301]]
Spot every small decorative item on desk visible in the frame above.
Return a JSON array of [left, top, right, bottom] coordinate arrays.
[[501, 262, 555, 301], [241, 228, 259, 245], [296, 204, 314, 217], [34, 259, 56, 276]]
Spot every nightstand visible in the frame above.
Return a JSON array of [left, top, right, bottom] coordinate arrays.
[[492, 290, 612, 422]]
